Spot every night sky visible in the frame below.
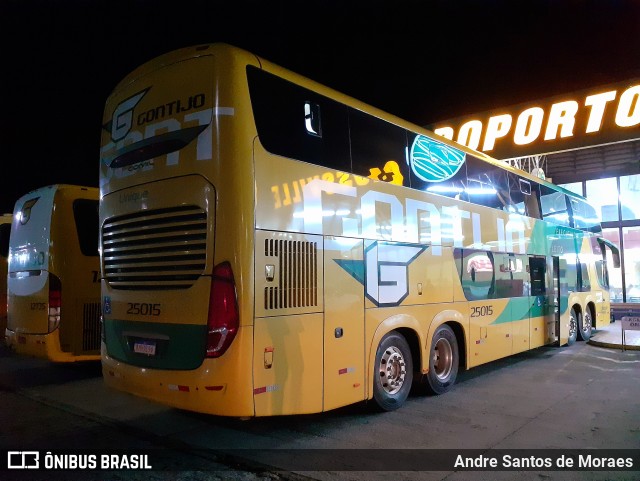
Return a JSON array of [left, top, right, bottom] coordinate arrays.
[[2, 0, 639, 214]]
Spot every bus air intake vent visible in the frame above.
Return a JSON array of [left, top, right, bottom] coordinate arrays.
[[102, 205, 207, 290], [264, 239, 318, 310], [82, 302, 101, 351]]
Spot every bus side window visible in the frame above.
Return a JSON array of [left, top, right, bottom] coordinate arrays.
[[460, 250, 495, 301], [495, 254, 527, 298], [349, 110, 410, 187]]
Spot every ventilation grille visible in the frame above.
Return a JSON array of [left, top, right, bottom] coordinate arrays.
[[264, 239, 318, 310], [82, 302, 101, 351], [102, 205, 207, 290]]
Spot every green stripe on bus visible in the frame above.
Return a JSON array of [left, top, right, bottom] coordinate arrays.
[[104, 319, 207, 370], [491, 297, 543, 325]]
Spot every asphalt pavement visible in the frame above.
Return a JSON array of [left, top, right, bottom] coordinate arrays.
[[1, 324, 639, 481]]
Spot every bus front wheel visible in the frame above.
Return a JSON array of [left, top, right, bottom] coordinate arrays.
[[372, 331, 413, 411], [425, 324, 459, 395]]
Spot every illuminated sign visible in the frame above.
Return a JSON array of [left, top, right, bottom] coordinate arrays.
[[427, 79, 640, 160]]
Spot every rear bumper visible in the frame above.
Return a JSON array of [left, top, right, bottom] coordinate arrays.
[[101, 341, 254, 417], [5, 328, 99, 362]]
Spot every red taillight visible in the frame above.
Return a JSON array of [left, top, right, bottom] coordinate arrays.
[[206, 262, 239, 358], [48, 273, 62, 333]]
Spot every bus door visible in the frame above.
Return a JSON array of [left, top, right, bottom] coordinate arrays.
[[552, 256, 564, 345], [253, 230, 324, 416], [323, 237, 365, 411], [528, 255, 550, 348]]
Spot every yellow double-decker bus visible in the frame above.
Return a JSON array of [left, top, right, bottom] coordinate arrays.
[[6, 185, 101, 362], [99, 43, 619, 416]]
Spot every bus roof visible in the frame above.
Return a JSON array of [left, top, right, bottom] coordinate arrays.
[[110, 43, 584, 201]]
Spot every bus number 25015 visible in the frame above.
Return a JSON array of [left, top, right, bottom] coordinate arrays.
[[127, 303, 161, 316], [471, 305, 493, 318]]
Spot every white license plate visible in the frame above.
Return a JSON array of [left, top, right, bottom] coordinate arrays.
[[134, 341, 156, 356]]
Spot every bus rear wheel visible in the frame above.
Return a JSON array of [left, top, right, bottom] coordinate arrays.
[[425, 324, 459, 395], [372, 331, 413, 411], [578, 309, 592, 341], [567, 308, 578, 345]]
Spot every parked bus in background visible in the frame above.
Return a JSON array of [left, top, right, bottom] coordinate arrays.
[[5, 185, 101, 362], [0, 213, 12, 340], [99, 44, 619, 417]]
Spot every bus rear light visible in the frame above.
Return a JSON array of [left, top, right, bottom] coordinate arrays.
[[168, 384, 190, 392], [206, 262, 239, 358], [48, 274, 62, 332]]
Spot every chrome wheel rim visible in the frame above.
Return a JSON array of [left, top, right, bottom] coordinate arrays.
[[582, 313, 592, 334], [379, 346, 406, 395], [433, 337, 453, 381], [569, 314, 577, 338]]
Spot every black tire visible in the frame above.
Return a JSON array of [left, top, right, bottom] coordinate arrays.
[[567, 308, 578, 345], [372, 331, 413, 411], [425, 324, 459, 395], [577, 309, 592, 341]]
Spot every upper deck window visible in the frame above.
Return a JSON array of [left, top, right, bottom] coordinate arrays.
[[247, 67, 601, 234], [247, 66, 350, 171], [350, 110, 410, 187], [540, 185, 570, 227], [569, 196, 601, 233]]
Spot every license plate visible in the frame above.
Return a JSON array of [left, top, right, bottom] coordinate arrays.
[[133, 340, 156, 356]]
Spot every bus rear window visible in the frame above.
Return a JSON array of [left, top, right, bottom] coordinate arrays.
[[73, 199, 99, 257], [0, 222, 10, 258]]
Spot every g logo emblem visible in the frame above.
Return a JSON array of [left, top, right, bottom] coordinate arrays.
[[108, 88, 149, 142]]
